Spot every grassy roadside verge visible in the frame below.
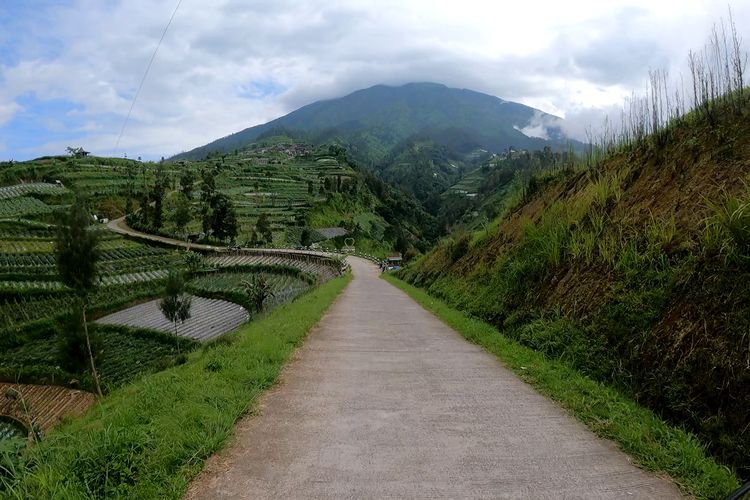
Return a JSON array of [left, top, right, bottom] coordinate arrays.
[[383, 274, 739, 499], [2, 273, 352, 499]]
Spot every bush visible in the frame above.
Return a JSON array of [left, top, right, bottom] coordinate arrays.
[[449, 233, 471, 263]]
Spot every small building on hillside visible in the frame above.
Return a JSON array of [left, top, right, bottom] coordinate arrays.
[[66, 146, 90, 158]]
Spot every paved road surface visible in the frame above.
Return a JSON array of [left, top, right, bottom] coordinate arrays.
[[185, 257, 682, 499]]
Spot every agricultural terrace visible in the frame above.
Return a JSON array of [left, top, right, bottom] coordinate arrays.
[[163, 141, 357, 246], [97, 296, 249, 341], [0, 153, 351, 442], [0, 383, 96, 434]]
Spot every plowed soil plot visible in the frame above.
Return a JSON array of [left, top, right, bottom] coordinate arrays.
[[96, 296, 249, 341], [0, 383, 96, 433]]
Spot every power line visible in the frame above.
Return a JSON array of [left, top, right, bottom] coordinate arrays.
[[114, 0, 183, 154]]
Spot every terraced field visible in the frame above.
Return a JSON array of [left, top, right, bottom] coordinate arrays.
[[209, 251, 344, 282], [0, 383, 96, 433], [192, 270, 312, 309], [0, 151, 348, 432], [167, 143, 355, 245], [97, 296, 249, 341], [0, 182, 68, 200]]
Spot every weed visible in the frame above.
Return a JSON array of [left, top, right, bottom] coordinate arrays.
[[704, 184, 750, 263]]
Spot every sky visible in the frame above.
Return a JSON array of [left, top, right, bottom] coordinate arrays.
[[0, 0, 748, 160]]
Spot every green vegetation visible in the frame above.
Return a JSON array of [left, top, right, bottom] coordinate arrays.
[[172, 83, 579, 166], [0, 274, 350, 498], [159, 271, 192, 338], [384, 274, 739, 499], [0, 151, 348, 407], [55, 194, 103, 395], [398, 87, 750, 480]]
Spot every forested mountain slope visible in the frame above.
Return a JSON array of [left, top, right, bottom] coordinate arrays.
[[172, 83, 580, 163]]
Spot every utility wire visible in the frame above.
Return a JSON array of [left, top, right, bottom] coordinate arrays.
[[114, 0, 183, 153]]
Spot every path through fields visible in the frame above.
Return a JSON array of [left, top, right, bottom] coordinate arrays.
[[185, 257, 682, 499]]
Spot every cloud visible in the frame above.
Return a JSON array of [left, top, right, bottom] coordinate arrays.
[[0, 100, 21, 126], [514, 112, 552, 140], [0, 0, 748, 160]]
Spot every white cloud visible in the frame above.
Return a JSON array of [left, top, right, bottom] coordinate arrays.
[[0, 0, 748, 159], [0, 100, 21, 127]]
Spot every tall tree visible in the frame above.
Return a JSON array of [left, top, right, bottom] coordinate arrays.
[[151, 164, 168, 230], [168, 192, 192, 237], [200, 168, 217, 237], [255, 213, 272, 244], [179, 168, 195, 199], [55, 194, 103, 396], [210, 193, 238, 242]]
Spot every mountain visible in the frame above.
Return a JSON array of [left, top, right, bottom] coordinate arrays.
[[172, 83, 579, 162]]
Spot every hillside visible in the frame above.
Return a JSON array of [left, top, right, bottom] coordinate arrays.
[[172, 83, 581, 164], [397, 94, 750, 479], [0, 142, 436, 257]]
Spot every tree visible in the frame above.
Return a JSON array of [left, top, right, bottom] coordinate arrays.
[[159, 270, 192, 342], [242, 275, 275, 313], [210, 194, 238, 242], [59, 305, 101, 375], [168, 192, 192, 236], [179, 169, 195, 199], [301, 227, 312, 247], [183, 251, 205, 275], [200, 168, 217, 237], [200, 167, 216, 203], [255, 213, 272, 244], [307, 180, 314, 195], [150, 164, 168, 231], [55, 194, 103, 397]]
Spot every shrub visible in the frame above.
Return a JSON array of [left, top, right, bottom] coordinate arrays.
[[705, 186, 750, 264], [449, 232, 471, 263]]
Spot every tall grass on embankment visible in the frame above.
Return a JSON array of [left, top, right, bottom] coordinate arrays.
[[0, 274, 351, 499], [384, 274, 739, 499]]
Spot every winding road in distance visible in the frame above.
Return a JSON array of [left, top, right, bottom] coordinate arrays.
[[184, 257, 682, 499]]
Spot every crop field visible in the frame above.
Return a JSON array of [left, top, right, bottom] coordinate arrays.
[[166, 143, 354, 245], [0, 197, 54, 218], [209, 251, 343, 282], [0, 182, 68, 200], [0, 383, 96, 433], [0, 173, 188, 408], [97, 296, 249, 341], [0, 324, 196, 389], [191, 270, 312, 308], [0, 150, 338, 434]]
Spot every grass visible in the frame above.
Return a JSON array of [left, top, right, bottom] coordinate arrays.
[[383, 273, 740, 499], [1, 273, 351, 499]]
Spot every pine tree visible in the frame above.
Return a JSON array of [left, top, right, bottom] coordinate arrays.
[[55, 194, 103, 396]]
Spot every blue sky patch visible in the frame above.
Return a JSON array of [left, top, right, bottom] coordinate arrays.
[[0, 93, 87, 160], [238, 80, 286, 100]]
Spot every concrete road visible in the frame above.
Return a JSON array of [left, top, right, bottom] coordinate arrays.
[[185, 257, 682, 499]]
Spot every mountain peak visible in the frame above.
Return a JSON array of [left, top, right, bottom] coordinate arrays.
[[173, 83, 577, 160]]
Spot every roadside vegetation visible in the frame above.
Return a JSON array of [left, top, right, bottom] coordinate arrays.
[[398, 18, 750, 483], [0, 274, 351, 498], [384, 275, 739, 499]]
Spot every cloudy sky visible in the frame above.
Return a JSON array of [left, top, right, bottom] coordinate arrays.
[[0, 0, 747, 160]]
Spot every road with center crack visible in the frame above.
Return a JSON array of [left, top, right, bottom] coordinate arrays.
[[185, 257, 682, 499]]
